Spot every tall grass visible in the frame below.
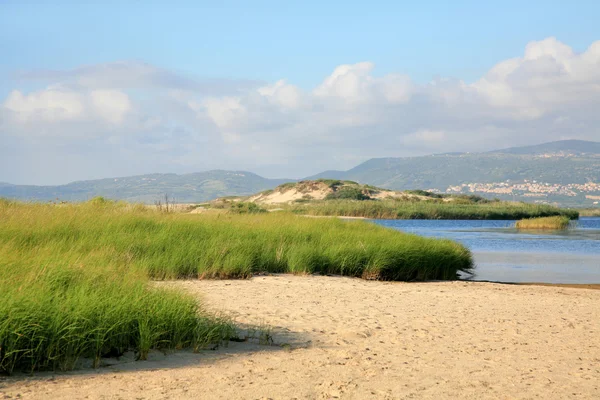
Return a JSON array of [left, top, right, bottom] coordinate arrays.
[[0, 201, 235, 374], [0, 199, 473, 373], [0, 200, 473, 280], [288, 199, 579, 220], [515, 216, 571, 230]]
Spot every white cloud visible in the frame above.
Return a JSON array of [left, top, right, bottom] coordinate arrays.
[[4, 89, 85, 122], [2, 87, 132, 126], [471, 37, 600, 117], [314, 62, 375, 102], [89, 90, 132, 124], [257, 80, 302, 109], [311, 62, 413, 106], [2, 37, 600, 184], [202, 96, 246, 129]]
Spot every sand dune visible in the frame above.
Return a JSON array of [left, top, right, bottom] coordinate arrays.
[[2, 275, 599, 399]]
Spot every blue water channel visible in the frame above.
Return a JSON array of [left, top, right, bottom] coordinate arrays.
[[373, 217, 600, 284]]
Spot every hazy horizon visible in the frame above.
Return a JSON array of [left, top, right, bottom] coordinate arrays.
[[1, 138, 598, 187]]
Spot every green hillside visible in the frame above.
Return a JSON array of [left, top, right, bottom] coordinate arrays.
[[323, 153, 599, 188], [0, 171, 292, 203], [2, 140, 599, 206], [307, 140, 600, 206]]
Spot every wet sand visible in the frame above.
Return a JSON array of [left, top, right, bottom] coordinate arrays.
[[2, 275, 599, 399], [517, 282, 600, 290], [472, 280, 600, 291]]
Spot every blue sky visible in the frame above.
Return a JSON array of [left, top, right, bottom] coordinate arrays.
[[2, 0, 599, 91], [1, 1, 600, 184]]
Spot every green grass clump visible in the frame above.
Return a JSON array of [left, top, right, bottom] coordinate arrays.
[[0, 199, 474, 373], [324, 187, 370, 201], [0, 201, 470, 281], [515, 216, 571, 230], [404, 190, 444, 199], [277, 182, 297, 190], [0, 201, 237, 374], [228, 201, 267, 214], [315, 178, 342, 187], [289, 199, 579, 220]]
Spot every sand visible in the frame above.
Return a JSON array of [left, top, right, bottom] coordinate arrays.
[[2, 275, 599, 399]]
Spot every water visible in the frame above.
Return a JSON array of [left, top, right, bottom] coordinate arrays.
[[373, 217, 600, 284]]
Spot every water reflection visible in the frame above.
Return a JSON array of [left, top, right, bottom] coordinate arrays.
[[374, 217, 600, 284]]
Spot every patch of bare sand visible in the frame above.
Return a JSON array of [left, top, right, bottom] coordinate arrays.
[[2, 275, 599, 399], [249, 187, 330, 204]]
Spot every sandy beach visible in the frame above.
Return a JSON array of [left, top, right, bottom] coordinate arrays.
[[2, 275, 599, 399]]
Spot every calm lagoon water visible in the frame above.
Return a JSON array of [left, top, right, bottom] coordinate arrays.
[[374, 217, 600, 284]]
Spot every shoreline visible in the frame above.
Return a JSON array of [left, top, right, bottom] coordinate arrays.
[[461, 279, 600, 290], [514, 282, 600, 290]]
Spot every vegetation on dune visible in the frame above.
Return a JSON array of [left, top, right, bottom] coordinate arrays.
[[272, 180, 381, 200], [324, 186, 371, 200], [0, 199, 473, 373], [315, 179, 359, 188], [515, 216, 572, 230], [287, 199, 579, 220]]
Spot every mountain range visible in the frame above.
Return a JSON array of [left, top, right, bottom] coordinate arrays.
[[0, 171, 289, 204], [307, 139, 600, 188], [2, 140, 599, 206]]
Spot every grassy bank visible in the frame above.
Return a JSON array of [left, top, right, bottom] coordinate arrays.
[[0, 199, 236, 374], [515, 216, 571, 230], [287, 199, 579, 220], [579, 208, 600, 217], [0, 199, 473, 373]]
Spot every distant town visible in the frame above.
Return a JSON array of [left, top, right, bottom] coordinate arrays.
[[442, 180, 600, 204]]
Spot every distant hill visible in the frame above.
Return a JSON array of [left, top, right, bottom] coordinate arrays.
[[0, 171, 292, 203], [305, 140, 600, 206], [490, 140, 600, 155], [308, 152, 600, 188], [2, 140, 599, 206]]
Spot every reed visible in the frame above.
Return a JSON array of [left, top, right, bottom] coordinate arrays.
[[515, 216, 571, 230], [0, 200, 231, 373], [287, 199, 579, 220], [0, 199, 473, 373]]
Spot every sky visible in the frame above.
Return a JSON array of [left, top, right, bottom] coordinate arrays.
[[1, 1, 600, 185]]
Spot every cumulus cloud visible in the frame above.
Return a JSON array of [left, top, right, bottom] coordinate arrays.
[[257, 80, 302, 109], [2, 37, 600, 184], [89, 90, 132, 124], [313, 62, 413, 105], [472, 37, 600, 117], [2, 87, 132, 130], [4, 89, 86, 122]]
